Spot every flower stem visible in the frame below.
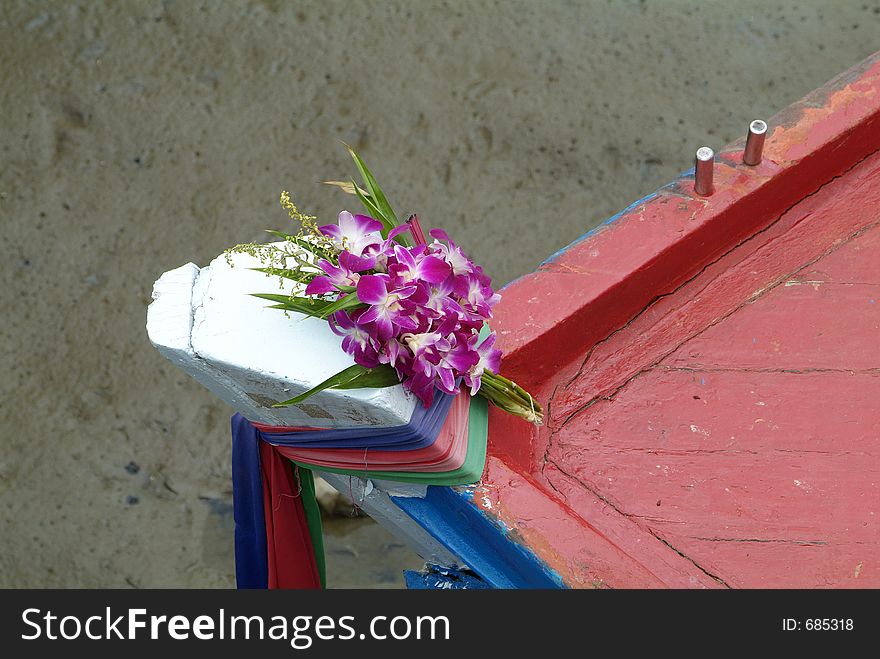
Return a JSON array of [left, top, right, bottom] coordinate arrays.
[[478, 371, 544, 425]]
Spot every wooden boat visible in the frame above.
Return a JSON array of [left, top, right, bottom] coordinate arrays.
[[458, 51, 880, 588], [149, 51, 880, 588]]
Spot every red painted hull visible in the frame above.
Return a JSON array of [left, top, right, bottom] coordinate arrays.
[[479, 52, 880, 588]]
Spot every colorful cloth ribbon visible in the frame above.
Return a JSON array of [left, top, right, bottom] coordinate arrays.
[[230, 389, 489, 588]]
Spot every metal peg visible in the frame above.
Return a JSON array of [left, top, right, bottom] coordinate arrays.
[[694, 146, 715, 196], [743, 119, 767, 166]]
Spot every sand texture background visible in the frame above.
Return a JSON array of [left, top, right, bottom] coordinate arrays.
[[2, 0, 879, 587]]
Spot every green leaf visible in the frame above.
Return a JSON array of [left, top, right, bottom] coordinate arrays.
[[252, 292, 296, 304], [331, 364, 400, 389], [346, 146, 396, 222], [273, 364, 399, 407], [252, 292, 310, 305], [352, 179, 385, 227], [345, 145, 412, 247], [250, 267, 309, 283], [316, 290, 363, 318], [252, 290, 364, 319], [264, 302, 323, 317], [250, 293, 334, 318]]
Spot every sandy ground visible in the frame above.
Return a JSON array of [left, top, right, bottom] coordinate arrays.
[[2, 0, 878, 588]]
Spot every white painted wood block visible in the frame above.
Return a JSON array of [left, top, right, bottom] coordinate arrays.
[[146, 248, 461, 569], [147, 249, 417, 428]]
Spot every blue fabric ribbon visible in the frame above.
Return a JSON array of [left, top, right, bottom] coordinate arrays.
[[230, 388, 452, 588], [231, 415, 268, 589], [258, 390, 454, 450]]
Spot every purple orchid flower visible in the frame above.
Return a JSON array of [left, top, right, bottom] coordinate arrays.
[[319, 211, 383, 256], [305, 214, 506, 409], [429, 228, 474, 276], [388, 244, 451, 285], [463, 331, 501, 394], [427, 333, 478, 394], [454, 272, 502, 316], [328, 310, 381, 368], [422, 276, 463, 318], [304, 251, 376, 296], [339, 249, 378, 273], [356, 274, 420, 339], [401, 331, 443, 370], [362, 223, 413, 273], [378, 337, 409, 369], [404, 370, 437, 407]]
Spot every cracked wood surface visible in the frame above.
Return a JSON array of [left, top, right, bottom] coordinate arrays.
[[469, 52, 880, 588], [541, 159, 880, 587], [550, 147, 880, 426], [547, 158, 880, 587]]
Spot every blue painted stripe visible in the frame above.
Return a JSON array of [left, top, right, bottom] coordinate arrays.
[[404, 564, 492, 590], [537, 166, 699, 271], [538, 189, 661, 268], [392, 486, 565, 589]]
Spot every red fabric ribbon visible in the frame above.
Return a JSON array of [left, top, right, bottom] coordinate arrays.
[[259, 441, 322, 589]]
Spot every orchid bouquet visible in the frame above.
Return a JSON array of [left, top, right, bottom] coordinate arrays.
[[228, 147, 543, 425]]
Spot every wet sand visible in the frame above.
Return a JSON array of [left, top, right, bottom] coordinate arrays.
[[2, 0, 878, 587]]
